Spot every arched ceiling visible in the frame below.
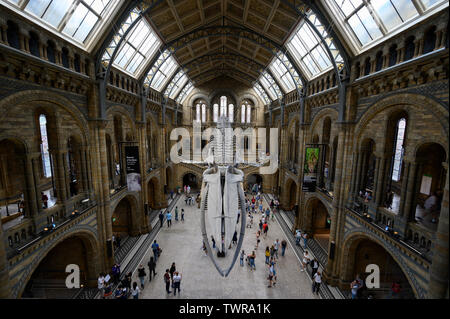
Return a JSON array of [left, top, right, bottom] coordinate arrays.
[[143, 0, 304, 87]]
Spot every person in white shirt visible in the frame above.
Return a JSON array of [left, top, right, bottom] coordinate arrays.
[[97, 273, 105, 296], [173, 272, 182, 296], [312, 271, 322, 294], [273, 239, 280, 259], [301, 251, 310, 272], [131, 282, 140, 299]]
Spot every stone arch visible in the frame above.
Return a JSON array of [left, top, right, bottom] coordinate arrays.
[[208, 89, 239, 106], [0, 90, 90, 143], [18, 228, 100, 298], [283, 178, 298, 210], [309, 107, 338, 139], [186, 92, 209, 107], [245, 173, 264, 193], [106, 105, 137, 140], [340, 231, 420, 298], [110, 193, 140, 236], [147, 176, 161, 209]]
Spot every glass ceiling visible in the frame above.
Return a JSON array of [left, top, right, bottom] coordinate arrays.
[[176, 81, 194, 104], [164, 69, 189, 99], [269, 52, 302, 93], [259, 71, 283, 100], [143, 50, 179, 91], [253, 83, 271, 105], [325, 0, 448, 52], [112, 18, 161, 76], [286, 10, 344, 80], [3, 0, 119, 49]]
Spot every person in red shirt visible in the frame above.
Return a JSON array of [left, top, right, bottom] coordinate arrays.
[[391, 281, 401, 299], [164, 269, 172, 294], [263, 222, 269, 238]]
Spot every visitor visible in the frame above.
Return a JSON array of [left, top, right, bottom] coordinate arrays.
[[112, 263, 121, 284], [137, 264, 146, 289], [97, 273, 105, 297], [265, 246, 270, 264], [169, 262, 176, 280], [295, 229, 302, 246], [173, 271, 182, 296], [103, 281, 113, 299], [159, 211, 164, 227], [391, 281, 401, 299], [164, 269, 172, 294], [41, 191, 48, 209], [170, 189, 174, 200], [116, 234, 121, 249], [147, 256, 157, 281], [232, 231, 238, 246], [268, 264, 274, 288], [301, 250, 310, 272], [311, 258, 319, 278], [166, 211, 172, 227], [249, 251, 256, 270], [121, 272, 132, 290], [273, 239, 280, 259], [202, 241, 208, 256], [151, 240, 159, 262], [181, 208, 185, 221], [131, 282, 140, 299], [255, 230, 261, 249], [312, 271, 322, 295], [350, 279, 360, 299], [196, 194, 201, 208], [175, 206, 179, 221], [302, 232, 308, 249], [262, 222, 268, 238], [281, 239, 287, 257], [240, 250, 245, 267], [211, 236, 216, 249]]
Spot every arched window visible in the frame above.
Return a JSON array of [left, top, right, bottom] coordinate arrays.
[[195, 104, 201, 123], [241, 105, 246, 123], [375, 51, 383, 71], [201, 104, 206, 123], [47, 41, 56, 63], [7, 21, 20, 49], [364, 57, 371, 76], [220, 96, 227, 117], [62, 47, 69, 68], [392, 118, 406, 182], [29, 32, 40, 57], [388, 45, 398, 67], [404, 36, 415, 61], [246, 105, 251, 123], [423, 26, 437, 54], [213, 104, 219, 122], [228, 104, 234, 122], [39, 114, 52, 177]]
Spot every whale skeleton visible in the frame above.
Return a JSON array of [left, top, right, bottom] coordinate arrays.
[[200, 164, 247, 277]]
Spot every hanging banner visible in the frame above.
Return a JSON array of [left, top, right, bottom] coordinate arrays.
[[303, 147, 320, 191], [125, 145, 141, 192]]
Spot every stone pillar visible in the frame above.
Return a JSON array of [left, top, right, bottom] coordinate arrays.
[[428, 164, 449, 298], [53, 150, 67, 203], [371, 157, 381, 202], [374, 155, 388, 206], [79, 148, 88, 193], [24, 154, 39, 218], [353, 152, 363, 196], [0, 216, 11, 298], [398, 161, 411, 218]]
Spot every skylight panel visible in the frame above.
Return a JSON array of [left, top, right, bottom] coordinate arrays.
[[326, 0, 447, 52], [253, 83, 271, 105], [176, 81, 194, 104], [112, 17, 161, 76], [4, 0, 117, 48]]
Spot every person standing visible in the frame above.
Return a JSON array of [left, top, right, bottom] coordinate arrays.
[[240, 250, 245, 267], [159, 211, 164, 227], [173, 271, 182, 296], [166, 211, 172, 227], [281, 239, 287, 257], [175, 206, 179, 221], [41, 192, 48, 209], [137, 264, 147, 289], [311, 258, 319, 278], [255, 230, 261, 249], [147, 256, 157, 281], [97, 273, 105, 297], [169, 262, 176, 281], [268, 264, 274, 288], [151, 240, 159, 262], [350, 279, 360, 299], [164, 269, 172, 294], [265, 246, 270, 264], [131, 282, 140, 299], [295, 229, 302, 246], [262, 222, 268, 238], [302, 232, 308, 249], [273, 239, 280, 259], [312, 271, 322, 295], [211, 236, 216, 249], [181, 209, 185, 221], [301, 251, 310, 272], [249, 251, 256, 270]]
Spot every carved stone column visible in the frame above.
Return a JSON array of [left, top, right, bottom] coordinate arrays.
[[0, 216, 10, 298], [428, 163, 449, 298], [24, 154, 38, 218]]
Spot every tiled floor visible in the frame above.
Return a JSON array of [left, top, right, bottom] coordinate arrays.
[[130, 193, 319, 299]]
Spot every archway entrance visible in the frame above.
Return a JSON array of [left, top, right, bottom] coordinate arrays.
[[287, 180, 297, 210], [183, 173, 198, 190], [344, 237, 415, 299], [247, 174, 263, 194], [22, 235, 97, 298], [112, 197, 133, 236], [307, 198, 331, 252]]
